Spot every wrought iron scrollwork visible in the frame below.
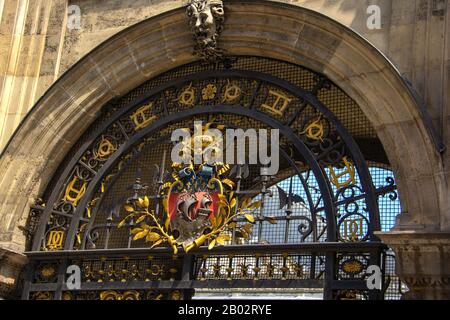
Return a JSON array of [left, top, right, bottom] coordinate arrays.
[[297, 216, 313, 241], [24, 57, 402, 300]]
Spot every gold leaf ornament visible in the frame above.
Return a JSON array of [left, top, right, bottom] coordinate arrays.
[[245, 214, 255, 223], [242, 224, 253, 235], [216, 234, 231, 246], [131, 228, 143, 235], [143, 196, 150, 208], [208, 239, 216, 250], [135, 215, 146, 224], [162, 198, 169, 212], [248, 200, 262, 210], [150, 239, 164, 249], [133, 230, 149, 240], [164, 217, 170, 230], [227, 222, 237, 229], [210, 215, 217, 228], [146, 232, 161, 242], [240, 197, 251, 209], [222, 178, 235, 189], [118, 219, 127, 228]]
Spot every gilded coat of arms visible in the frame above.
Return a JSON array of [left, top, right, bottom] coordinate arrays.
[[167, 164, 222, 246], [118, 123, 261, 254]]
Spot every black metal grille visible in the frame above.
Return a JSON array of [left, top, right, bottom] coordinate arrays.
[[24, 56, 403, 300]]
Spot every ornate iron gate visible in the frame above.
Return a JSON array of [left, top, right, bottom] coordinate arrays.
[[21, 56, 400, 300]]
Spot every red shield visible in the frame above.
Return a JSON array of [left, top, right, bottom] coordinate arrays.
[[168, 191, 220, 222]]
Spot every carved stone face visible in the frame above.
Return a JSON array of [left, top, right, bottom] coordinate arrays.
[[186, 0, 224, 60]]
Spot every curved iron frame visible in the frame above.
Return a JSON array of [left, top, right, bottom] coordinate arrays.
[[24, 68, 395, 300], [32, 70, 381, 250]]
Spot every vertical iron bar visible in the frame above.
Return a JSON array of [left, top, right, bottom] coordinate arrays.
[[284, 176, 293, 244], [20, 261, 34, 300], [323, 252, 335, 300], [54, 258, 68, 300], [232, 165, 243, 245]]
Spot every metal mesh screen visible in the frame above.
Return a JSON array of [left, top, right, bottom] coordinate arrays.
[[33, 56, 404, 300]]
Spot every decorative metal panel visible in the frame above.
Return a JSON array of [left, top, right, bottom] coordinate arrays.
[[22, 56, 402, 300]]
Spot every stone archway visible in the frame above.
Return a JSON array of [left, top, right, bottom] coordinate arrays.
[[0, 0, 447, 299]]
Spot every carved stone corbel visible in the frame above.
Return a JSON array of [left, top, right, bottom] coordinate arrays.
[[186, 0, 225, 63]]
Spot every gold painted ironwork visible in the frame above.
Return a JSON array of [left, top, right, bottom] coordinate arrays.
[[84, 265, 95, 282], [264, 263, 275, 278], [238, 263, 250, 277], [171, 291, 182, 300], [202, 84, 217, 100], [94, 137, 116, 159], [343, 218, 364, 242], [119, 132, 261, 254], [336, 290, 359, 300], [178, 83, 196, 107], [40, 265, 56, 278], [222, 81, 241, 103], [62, 292, 73, 300], [292, 263, 304, 278], [76, 223, 87, 245], [261, 89, 292, 116], [329, 157, 356, 189], [130, 103, 157, 131], [64, 176, 87, 206], [147, 291, 165, 300], [32, 292, 52, 300], [46, 230, 64, 250], [212, 263, 222, 277], [301, 116, 325, 141], [342, 259, 364, 274], [169, 267, 178, 281], [100, 290, 140, 300]]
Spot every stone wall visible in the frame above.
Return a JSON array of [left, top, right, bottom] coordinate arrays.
[[0, 0, 67, 150]]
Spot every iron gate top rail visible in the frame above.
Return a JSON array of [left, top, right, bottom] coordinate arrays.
[[25, 242, 387, 259]]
